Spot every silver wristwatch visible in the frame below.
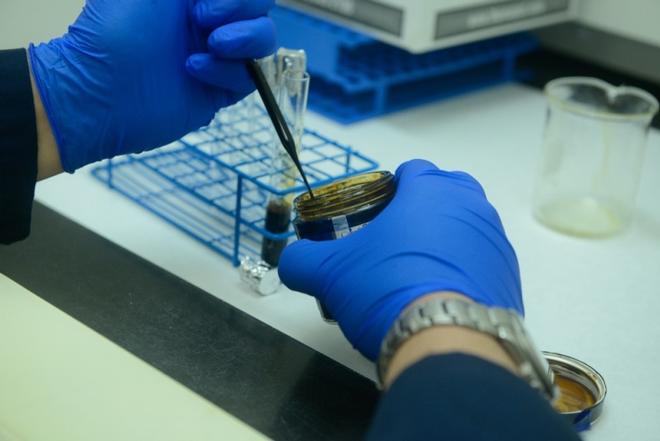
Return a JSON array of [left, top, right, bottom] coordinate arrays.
[[377, 298, 556, 400]]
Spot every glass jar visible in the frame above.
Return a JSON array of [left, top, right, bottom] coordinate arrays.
[[293, 171, 396, 320]]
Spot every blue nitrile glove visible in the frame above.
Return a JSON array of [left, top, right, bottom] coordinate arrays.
[[29, 0, 276, 173], [279, 159, 523, 361]]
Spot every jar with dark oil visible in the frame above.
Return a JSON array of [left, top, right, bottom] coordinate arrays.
[[293, 171, 396, 321]]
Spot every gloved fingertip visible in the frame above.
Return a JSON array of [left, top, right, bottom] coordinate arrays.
[[187, 56, 254, 95], [192, 0, 276, 30], [449, 170, 487, 195], [207, 27, 233, 52], [185, 53, 205, 72], [394, 158, 439, 182], [208, 17, 277, 59], [277, 239, 324, 291], [278, 239, 310, 276], [193, 2, 207, 28]]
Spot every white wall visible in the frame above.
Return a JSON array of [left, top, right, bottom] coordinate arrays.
[[579, 0, 660, 46], [0, 0, 83, 49]]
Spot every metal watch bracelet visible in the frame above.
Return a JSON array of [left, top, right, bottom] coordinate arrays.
[[376, 298, 556, 401]]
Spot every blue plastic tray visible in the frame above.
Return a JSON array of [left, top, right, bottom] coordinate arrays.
[[272, 6, 538, 124]]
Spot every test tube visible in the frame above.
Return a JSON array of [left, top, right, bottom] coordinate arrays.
[[250, 55, 277, 129], [271, 48, 308, 183], [207, 109, 224, 181], [279, 68, 311, 158], [260, 66, 311, 268], [259, 54, 279, 90]]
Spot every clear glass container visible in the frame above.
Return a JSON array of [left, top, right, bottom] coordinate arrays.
[[533, 77, 659, 237], [293, 171, 396, 321]]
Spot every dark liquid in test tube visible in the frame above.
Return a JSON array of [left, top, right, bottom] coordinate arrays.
[[261, 199, 292, 267]]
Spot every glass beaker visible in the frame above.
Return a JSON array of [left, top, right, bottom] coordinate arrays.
[[533, 77, 659, 237]]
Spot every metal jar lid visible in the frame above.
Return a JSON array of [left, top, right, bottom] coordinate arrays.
[[543, 352, 607, 431]]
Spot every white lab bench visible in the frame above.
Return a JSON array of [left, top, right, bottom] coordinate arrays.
[[35, 84, 660, 440]]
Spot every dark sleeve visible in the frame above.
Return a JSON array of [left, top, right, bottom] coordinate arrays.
[[0, 48, 38, 245], [367, 354, 580, 441]]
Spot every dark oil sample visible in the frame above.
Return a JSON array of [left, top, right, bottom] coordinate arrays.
[[261, 198, 292, 267]]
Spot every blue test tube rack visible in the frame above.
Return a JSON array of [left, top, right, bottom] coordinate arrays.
[[91, 98, 379, 266]]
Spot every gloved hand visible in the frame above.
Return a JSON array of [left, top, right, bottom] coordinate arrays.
[[29, 0, 276, 173], [279, 159, 523, 361]]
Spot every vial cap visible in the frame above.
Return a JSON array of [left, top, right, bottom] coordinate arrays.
[[239, 257, 281, 296]]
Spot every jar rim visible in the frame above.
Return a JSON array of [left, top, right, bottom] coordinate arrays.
[[294, 171, 395, 222], [545, 76, 659, 122]]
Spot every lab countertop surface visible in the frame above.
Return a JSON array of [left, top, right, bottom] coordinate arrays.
[[2, 83, 660, 440], [0, 275, 268, 441]]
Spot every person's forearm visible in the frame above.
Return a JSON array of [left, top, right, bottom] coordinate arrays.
[[384, 292, 518, 388], [369, 353, 579, 441], [371, 292, 580, 441], [29, 65, 62, 180]]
